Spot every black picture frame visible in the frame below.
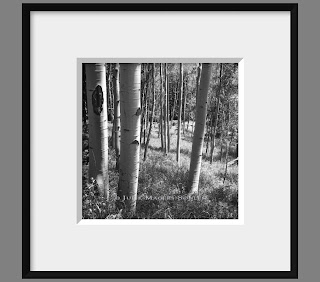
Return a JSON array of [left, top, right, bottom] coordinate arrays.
[[22, 3, 298, 279]]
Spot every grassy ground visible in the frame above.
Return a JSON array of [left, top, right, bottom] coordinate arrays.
[[82, 121, 238, 219]]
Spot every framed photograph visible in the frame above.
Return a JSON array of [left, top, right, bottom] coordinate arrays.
[[22, 3, 298, 279]]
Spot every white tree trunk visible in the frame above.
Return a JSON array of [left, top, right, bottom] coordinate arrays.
[[85, 63, 109, 199], [183, 77, 187, 135], [210, 63, 223, 163], [166, 64, 170, 152], [162, 64, 168, 154], [187, 63, 212, 194], [159, 64, 164, 150], [177, 63, 183, 165], [118, 64, 141, 213], [112, 63, 120, 170], [144, 63, 155, 161]]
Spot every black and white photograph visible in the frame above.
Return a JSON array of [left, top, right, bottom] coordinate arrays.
[[19, 2, 298, 278], [82, 62, 239, 219]]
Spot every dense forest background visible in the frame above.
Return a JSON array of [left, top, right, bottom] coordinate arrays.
[[82, 63, 238, 219]]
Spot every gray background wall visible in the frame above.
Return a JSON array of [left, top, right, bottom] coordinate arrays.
[[0, 0, 317, 281]]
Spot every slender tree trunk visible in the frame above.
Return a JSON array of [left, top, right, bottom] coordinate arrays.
[[223, 140, 230, 184], [177, 63, 183, 165], [172, 85, 176, 123], [157, 105, 160, 139], [158, 107, 161, 138], [223, 103, 232, 184], [219, 110, 225, 162], [190, 63, 202, 139], [159, 64, 164, 149], [85, 63, 109, 199], [106, 63, 114, 148], [160, 106, 164, 148], [143, 66, 149, 145], [210, 63, 223, 163], [140, 64, 145, 146], [106, 63, 111, 112], [195, 63, 202, 103], [205, 112, 211, 155], [183, 76, 187, 135], [162, 64, 167, 154], [109, 64, 114, 111], [112, 63, 120, 170], [144, 64, 156, 161], [187, 63, 212, 194], [141, 64, 146, 145], [206, 102, 216, 155], [144, 65, 152, 145], [165, 64, 170, 152], [145, 101, 149, 144], [118, 63, 141, 214], [208, 109, 215, 153]]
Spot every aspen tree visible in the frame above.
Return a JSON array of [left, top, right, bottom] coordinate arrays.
[[106, 63, 114, 147], [85, 63, 109, 198], [112, 63, 120, 170], [118, 64, 141, 213], [176, 63, 183, 165], [182, 76, 187, 135], [144, 64, 155, 160], [166, 64, 170, 152], [162, 64, 168, 154], [159, 64, 164, 149], [210, 63, 223, 163], [223, 100, 232, 183], [143, 65, 150, 145], [187, 63, 212, 194], [140, 64, 145, 146]]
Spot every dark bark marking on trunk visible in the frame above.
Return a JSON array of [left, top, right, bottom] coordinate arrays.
[[134, 107, 142, 116], [92, 85, 104, 115]]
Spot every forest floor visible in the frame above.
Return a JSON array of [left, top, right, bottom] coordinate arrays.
[[82, 121, 238, 219]]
